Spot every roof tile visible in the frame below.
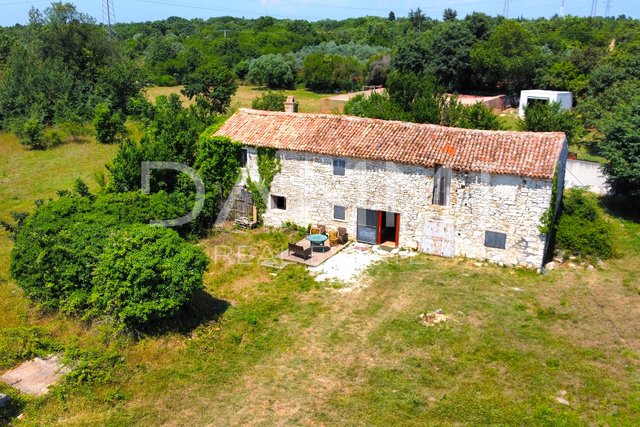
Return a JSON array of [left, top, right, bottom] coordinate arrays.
[[215, 109, 566, 179]]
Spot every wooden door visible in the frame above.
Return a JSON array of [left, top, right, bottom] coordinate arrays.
[[421, 219, 455, 257]]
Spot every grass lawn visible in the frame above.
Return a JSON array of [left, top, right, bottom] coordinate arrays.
[[1, 136, 640, 425], [144, 85, 332, 114]]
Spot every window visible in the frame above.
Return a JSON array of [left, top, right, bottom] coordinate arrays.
[[484, 231, 507, 249], [356, 208, 379, 244], [333, 205, 346, 221], [432, 166, 452, 206], [333, 159, 346, 176], [271, 195, 286, 210], [238, 149, 247, 167]]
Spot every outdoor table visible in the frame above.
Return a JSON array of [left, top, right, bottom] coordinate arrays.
[[307, 234, 328, 252]]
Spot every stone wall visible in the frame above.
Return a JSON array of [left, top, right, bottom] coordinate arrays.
[[245, 148, 559, 268]]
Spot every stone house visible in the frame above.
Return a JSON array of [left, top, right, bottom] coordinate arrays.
[[215, 108, 568, 268]]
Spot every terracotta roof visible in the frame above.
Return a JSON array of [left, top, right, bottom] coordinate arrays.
[[215, 109, 567, 179]]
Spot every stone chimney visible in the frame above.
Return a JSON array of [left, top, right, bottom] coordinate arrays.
[[284, 96, 298, 113]]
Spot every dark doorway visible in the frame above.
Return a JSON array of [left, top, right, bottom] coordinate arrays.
[[380, 211, 399, 247]]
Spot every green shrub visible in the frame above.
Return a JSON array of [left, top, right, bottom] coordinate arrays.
[[93, 102, 126, 144], [556, 189, 614, 260], [17, 116, 46, 150], [0, 327, 60, 370], [251, 91, 287, 111], [10, 192, 194, 314], [89, 224, 208, 330]]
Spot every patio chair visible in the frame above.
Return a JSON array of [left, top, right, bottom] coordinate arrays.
[[338, 227, 349, 244], [328, 230, 339, 247], [310, 227, 320, 235], [317, 224, 327, 235]]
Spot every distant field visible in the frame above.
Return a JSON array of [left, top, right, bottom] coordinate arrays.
[[144, 85, 331, 113]]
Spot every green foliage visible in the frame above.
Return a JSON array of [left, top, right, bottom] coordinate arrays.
[[294, 41, 387, 66], [455, 102, 503, 130], [106, 139, 144, 192], [192, 134, 242, 233], [246, 54, 297, 89], [245, 147, 281, 224], [470, 21, 542, 91], [519, 101, 583, 144], [556, 189, 614, 260], [0, 211, 29, 242], [89, 224, 208, 330], [599, 94, 640, 196], [63, 347, 122, 385], [344, 92, 408, 121], [256, 147, 281, 191], [539, 166, 560, 234], [392, 38, 430, 74], [0, 327, 60, 370], [10, 192, 193, 315], [0, 3, 135, 127], [251, 91, 287, 111], [429, 22, 475, 90], [386, 71, 443, 124], [17, 116, 46, 150], [366, 53, 391, 86], [182, 63, 238, 115], [93, 103, 126, 145], [301, 53, 364, 92], [106, 94, 212, 193]]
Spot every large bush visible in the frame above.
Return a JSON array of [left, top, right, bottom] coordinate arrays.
[[246, 54, 297, 89], [556, 189, 614, 260], [519, 101, 583, 145], [252, 91, 287, 111], [90, 224, 208, 330], [10, 192, 194, 317], [301, 53, 364, 92]]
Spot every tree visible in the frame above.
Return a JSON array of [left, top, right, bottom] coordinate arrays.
[[366, 54, 391, 86], [182, 63, 238, 115], [90, 224, 208, 330], [93, 103, 126, 144], [386, 71, 443, 124], [443, 8, 458, 22], [344, 92, 408, 121], [464, 12, 494, 40], [17, 116, 46, 150], [252, 91, 287, 111], [470, 21, 542, 91], [388, 11, 396, 21], [429, 22, 476, 90], [556, 189, 613, 259], [301, 53, 364, 92], [599, 97, 640, 196], [392, 38, 430, 74], [408, 8, 426, 31], [457, 102, 503, 130], [518, 101, 582, 144], [246, 54, 297, 89]]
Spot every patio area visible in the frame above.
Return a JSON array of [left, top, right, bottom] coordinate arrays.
[[276, 236, 348, 267]]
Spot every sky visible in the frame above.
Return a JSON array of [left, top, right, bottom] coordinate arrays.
[[0, 0, 637, 26]]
